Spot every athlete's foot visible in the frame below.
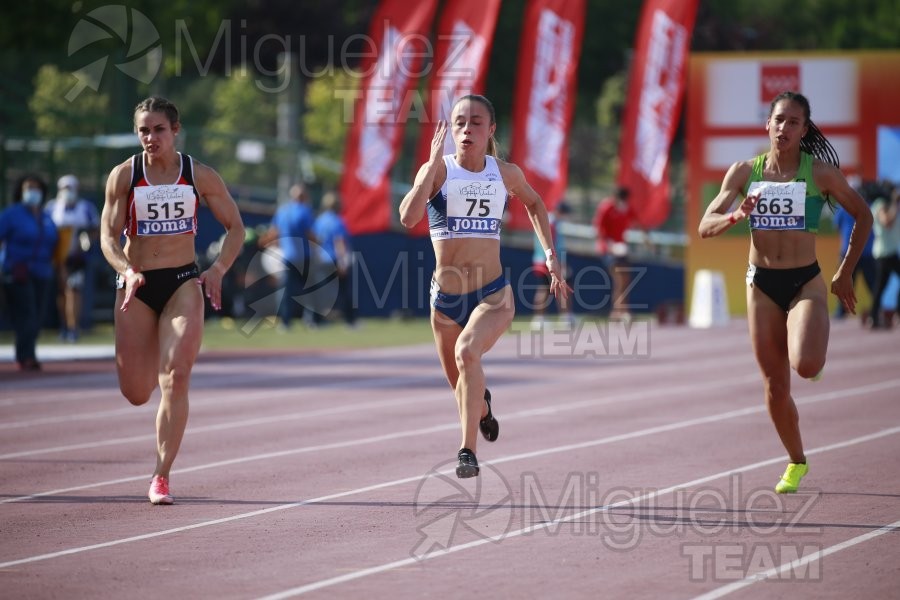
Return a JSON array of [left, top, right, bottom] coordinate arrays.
[[774, 462, 808, 494], [456, 448, 480, 478], [148, 475, 174, 505]]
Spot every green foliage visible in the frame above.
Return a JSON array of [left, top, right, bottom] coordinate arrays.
[[29, 65, 110, 137], [201, 67, 278, 186], [302, 70, 359, 184]]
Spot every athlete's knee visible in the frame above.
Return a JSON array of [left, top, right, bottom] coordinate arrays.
[[793, 356, 825, 380], [120, 382, 154, 406], [454, 340, 481, 373], [159, 361, 194, 394]]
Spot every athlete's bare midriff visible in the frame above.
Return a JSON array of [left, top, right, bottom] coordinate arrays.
[[433, 237, 503, 294], [124, 234, 196, 271], [749, 229, 817, 268]]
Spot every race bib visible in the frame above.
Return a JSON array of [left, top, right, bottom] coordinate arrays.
[[445, 179, 504, 235], [746, 181, 806, 231], [132, 184, 197, 235]]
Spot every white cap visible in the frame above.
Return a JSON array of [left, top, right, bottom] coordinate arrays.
[[57, 174, 79, 190]]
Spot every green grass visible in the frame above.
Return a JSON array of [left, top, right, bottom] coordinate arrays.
[[3, 315, 632, 353], [1, 317, 438, 352]]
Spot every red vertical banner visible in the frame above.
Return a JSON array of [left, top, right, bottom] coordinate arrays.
[[617, 0, 698, 228], [339, 0, 438, 234], [508, 0, 586, 230], [407, 0, 502, 235]]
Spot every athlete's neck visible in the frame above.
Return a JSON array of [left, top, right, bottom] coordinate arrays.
[[765, 149, 800, 176], [144, 150, 179, 168], [455, 152, 486, 172]]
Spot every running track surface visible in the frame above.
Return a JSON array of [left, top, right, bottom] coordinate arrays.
[[1, 320, 898, 599]]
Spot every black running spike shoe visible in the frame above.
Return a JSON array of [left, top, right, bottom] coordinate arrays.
[[479, 388, 499, 442], [456, 448, 480, 478]]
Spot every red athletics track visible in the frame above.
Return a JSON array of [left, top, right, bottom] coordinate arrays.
[[1, 319, 898, 599]]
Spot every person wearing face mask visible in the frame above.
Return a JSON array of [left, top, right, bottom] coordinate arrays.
[[45, 174, 100, 342], [0, 174, 59, 371]]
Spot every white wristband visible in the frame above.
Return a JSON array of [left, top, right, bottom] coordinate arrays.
[[124, 266, 136, 278], [545, 248, 555, 259]]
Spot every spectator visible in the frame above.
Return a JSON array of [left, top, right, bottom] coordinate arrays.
[[312, 191, 357, 327], [832, 193, 875, 321], [869, 183, 900, 329], [594, 186, 635, 320], [0, 174, 59, 371], [259, 183, 317, 330], [45, 174, 100, 341]]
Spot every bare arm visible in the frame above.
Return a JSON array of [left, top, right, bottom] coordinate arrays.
[[194, 161, 245, 311], [500, 160, 570, 299], [100, 161, 145, 311], [815, 162, 873, 315], [698, 161, 757, 238], [399, 121, 447, 228]]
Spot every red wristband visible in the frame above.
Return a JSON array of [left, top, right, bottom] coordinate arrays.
[[727, 212, 738, 225]]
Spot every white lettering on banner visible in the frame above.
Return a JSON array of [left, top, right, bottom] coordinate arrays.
[[356, 26, 411, 188], [435, 22, 487, 155], [525, 9, 574, 181], [633, 10, 688, 184], [133, 184, 196, 236]]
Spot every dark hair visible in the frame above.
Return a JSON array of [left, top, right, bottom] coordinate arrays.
[[769, 91, 839, 207], [12, 173, 48, 203], [453, 94, 501, 158], [615, 186, 630, 201], [769, 91, 839, 168], [134, 96, 180, 128]]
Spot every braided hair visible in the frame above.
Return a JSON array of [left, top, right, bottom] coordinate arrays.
[[769, 91, 839, 206]]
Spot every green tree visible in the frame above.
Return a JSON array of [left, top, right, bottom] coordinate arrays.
[[302, 70, 358, 185], [29, 64, 110, 137], [202, 67, 277, 187]]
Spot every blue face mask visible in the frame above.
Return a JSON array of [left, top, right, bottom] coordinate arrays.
[[22, 189, 43, 207]]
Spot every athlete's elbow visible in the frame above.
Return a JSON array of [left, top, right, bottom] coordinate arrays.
[[399, 210, 420, 229]]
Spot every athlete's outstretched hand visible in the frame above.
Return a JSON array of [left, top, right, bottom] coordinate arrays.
[[199, 264, 225, 311], [120, 269, 145, 312], [547, 255, 572, 300], [428, 120, 447, 164]]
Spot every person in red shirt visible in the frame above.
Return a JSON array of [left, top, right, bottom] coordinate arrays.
[[594, 186, 635, 320]]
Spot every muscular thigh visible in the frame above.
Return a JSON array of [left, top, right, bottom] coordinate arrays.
[[114, 289, 160, 380], [787, 276, 829, 366], [458, 286, 515, 355], [746, 284, 789, 378], [157, 279, 204, 370]]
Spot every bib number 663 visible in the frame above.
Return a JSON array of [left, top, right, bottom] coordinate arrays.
[[755, 197, 793, 215]]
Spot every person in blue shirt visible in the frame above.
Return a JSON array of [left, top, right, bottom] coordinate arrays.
[[1, 174, 59, 371], [832, 194, 875, 320], [312, 191, 356, 327], [260, 183, 317, 330]]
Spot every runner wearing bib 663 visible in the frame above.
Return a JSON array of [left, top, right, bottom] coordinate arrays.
[[699, 92, 872, 494], [100, 97, 245, 505]]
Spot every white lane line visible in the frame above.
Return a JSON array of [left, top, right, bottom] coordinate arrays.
[[0, 371, 763, 501], [3, 376, 897, 505], [0, 386, 896, 569], [691, 519, 900, 599], [0, 330, 751, 406], [253, 426, 900, 599]]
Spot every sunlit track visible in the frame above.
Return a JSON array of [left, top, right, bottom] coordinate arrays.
[[0, 320, 897, 599]]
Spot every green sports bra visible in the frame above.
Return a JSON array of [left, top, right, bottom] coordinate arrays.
[[742, 152, 826, 233]]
